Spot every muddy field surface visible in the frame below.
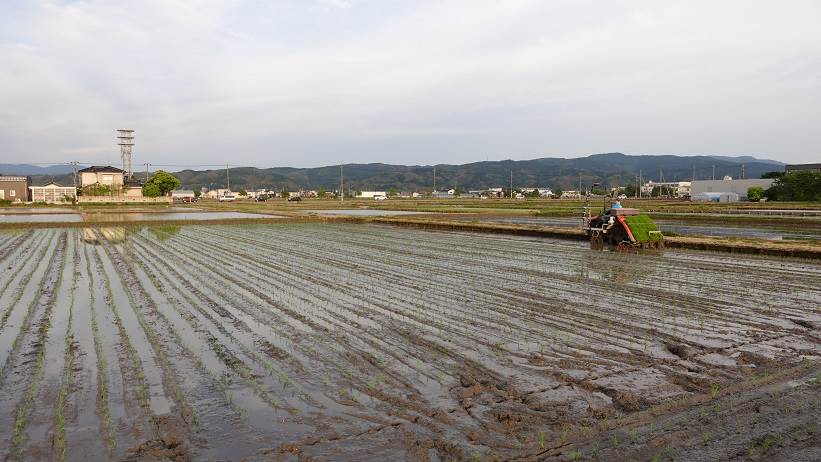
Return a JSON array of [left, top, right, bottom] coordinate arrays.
[[0, 224, 818, 461], [451, 215, 821, 241]]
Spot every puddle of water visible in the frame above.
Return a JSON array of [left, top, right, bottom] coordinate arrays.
[[0, 211, 278, 224], [0, 214, 82, 223], [309, 209, 426, 216]]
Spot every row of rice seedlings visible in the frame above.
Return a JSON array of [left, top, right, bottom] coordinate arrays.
[[199, 226, 528, 382], [89, 244, 152, 416], [0, 230, 52, 330], [161, 229, 409, 411], [0, 229, 33, 267], [11, 232, 67, 450], [127, 234, 286, 412], [98, 237, 198, 427], [161, 229, 409, 398], [82, 242, 116, 449], [54, 234, 80, 461], [189, 227, 514, 394]]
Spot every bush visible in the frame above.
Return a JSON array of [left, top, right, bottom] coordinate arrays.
[[747, 186, 764, 202], [82, 184, 113, 196]]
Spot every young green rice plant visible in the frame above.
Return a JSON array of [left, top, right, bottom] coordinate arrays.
[[12, 233, 66, 449], [84, 244, 116, 449], [54, 248, 78, 461]]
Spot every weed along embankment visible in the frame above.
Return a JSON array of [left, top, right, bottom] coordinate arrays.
[[365, 216, 821, 259], [0, 223, 818, 461]]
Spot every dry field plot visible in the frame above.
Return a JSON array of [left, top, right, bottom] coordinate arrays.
[[0, 224, 819, 461]]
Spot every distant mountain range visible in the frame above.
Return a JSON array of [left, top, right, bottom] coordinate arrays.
[[4, 153, 785, 191], [0, 163, 78, 176]]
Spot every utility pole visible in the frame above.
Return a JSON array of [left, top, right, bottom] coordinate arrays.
[[340, 165, 344, 202], [510, 170, 514, 198], [433, 166, 437, 192], [578, 173, 582, 196], [635, 175, 639, 198], [712, 165, 715, 181], [741, 163, 745, 179], [692, 164, 696, 182], [144, 162, 149, 184], [226, 164, 230, 190], [71, 161, 78, 190], [639, 169, 642, 198]]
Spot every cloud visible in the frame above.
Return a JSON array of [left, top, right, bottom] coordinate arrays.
[[1, 0, 820, 166]]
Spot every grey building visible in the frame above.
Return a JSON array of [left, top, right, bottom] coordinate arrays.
[[785, 163, 821, 173], [690, 178, 774, 201]]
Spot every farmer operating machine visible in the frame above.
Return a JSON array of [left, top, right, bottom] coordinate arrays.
[[584, 205, 664, 251]]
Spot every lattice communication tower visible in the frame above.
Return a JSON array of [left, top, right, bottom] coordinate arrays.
[[117, 129, 135, 179]]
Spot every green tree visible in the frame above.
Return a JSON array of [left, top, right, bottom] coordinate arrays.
[[747, 186, 764, 202], [238, 188, 247, 196], [765, 171, 821, 201], [623, 184, 638, 197], [553, 188, 563, 198], [318, 187, 326, 198], [590, 187, 607, 196], [281, 189, 289, 199], [388, 188, 398, 197], [143, 170, 181, 197], [193, 190, 201, 199], [761, 171, 784, 179], [142, 183, 162, 197]]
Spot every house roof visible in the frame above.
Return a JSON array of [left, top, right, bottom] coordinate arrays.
[[0, 175, 30, 182], [30, 182, 69, 188], [78, 165, 126, 173]]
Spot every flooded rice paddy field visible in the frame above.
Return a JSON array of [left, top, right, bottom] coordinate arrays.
[[454, 215, 821, 241], [0, 224, 819, 461], [0, 211, 273, 223]]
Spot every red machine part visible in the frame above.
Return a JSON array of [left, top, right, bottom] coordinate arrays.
[[616, 216, 636, 243]]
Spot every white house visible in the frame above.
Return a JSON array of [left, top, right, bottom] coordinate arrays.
[[357, 191, 387, 199], [171, 189, 196, 201], [78, 166, 125, 187], [29, 182, 76, 203]]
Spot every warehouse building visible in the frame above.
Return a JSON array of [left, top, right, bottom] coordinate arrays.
[[29, 182, 76, 203], [690, 178, 774, 201]]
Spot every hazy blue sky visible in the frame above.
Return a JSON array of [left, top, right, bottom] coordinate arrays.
[[1, 0, 819, 167]]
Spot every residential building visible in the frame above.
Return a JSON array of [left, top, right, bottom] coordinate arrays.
[[79, 166, 126, 187], [171, 190, 196, 201], [641, 181, 691, 197], [0, 175, 31, 202], [560, 190, 581, 199], [357, 191, 387, 199], [690, 178, 774, 201], [521, 187, 554, 197], [29, 182, 76, 203], [785, 163, 821, 173], [431, 190, 453, 199]]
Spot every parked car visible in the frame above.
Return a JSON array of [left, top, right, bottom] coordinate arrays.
[[219, 194, 236, 202], [617, 194, 628, 200], [287, 196, 302, 202], [373, 195, 387, 200], [255, 194, 269, 202]]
